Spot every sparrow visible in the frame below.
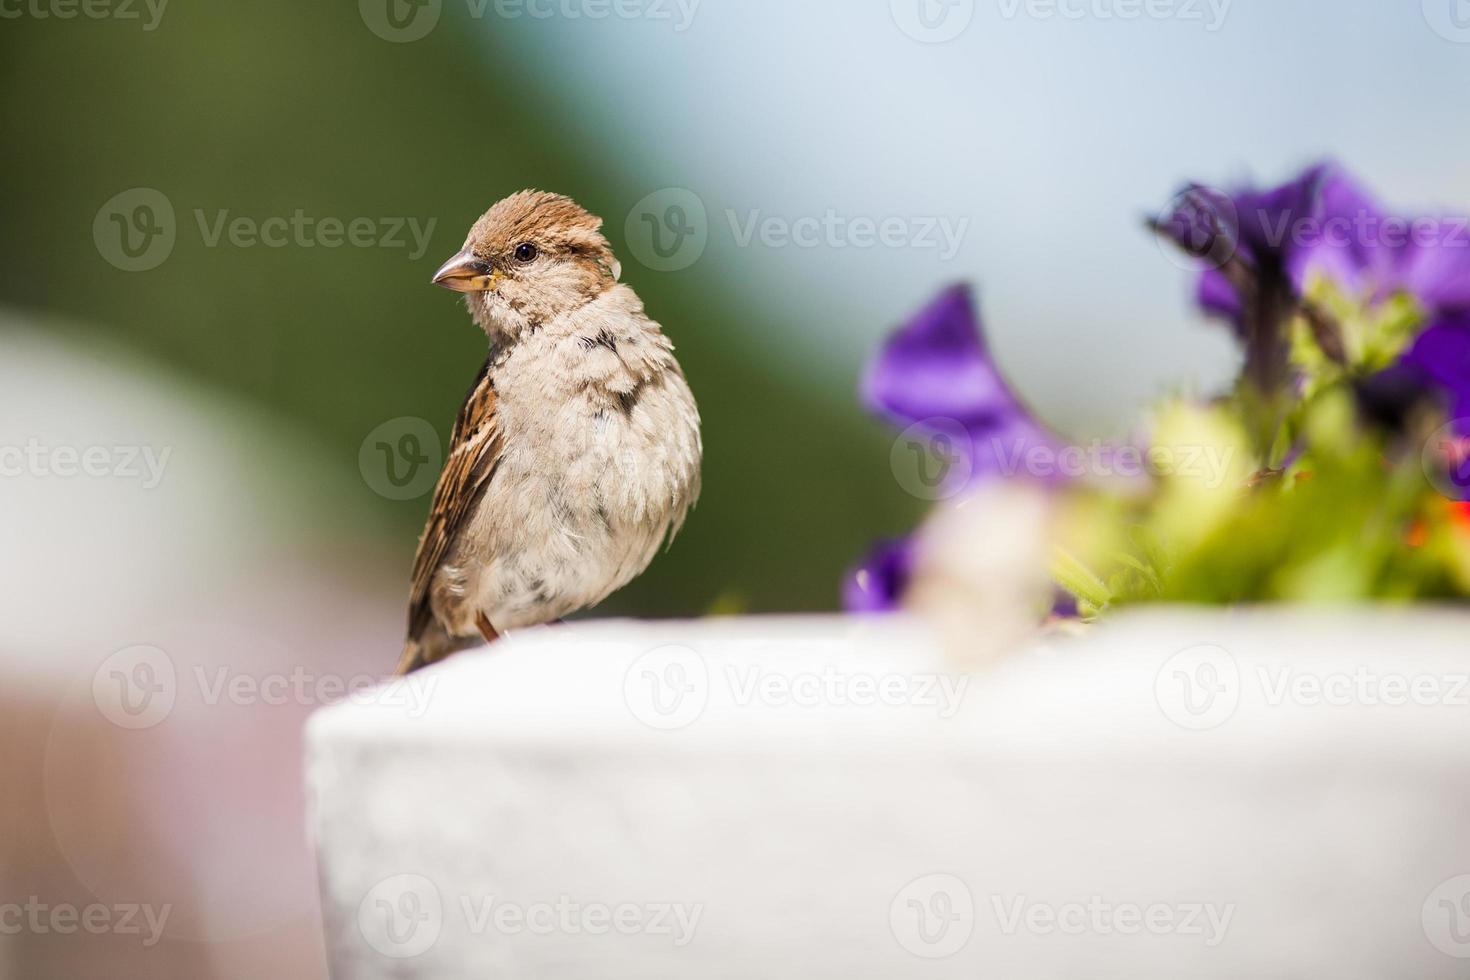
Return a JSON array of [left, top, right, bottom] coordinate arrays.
[[395, 190, 702, 674]]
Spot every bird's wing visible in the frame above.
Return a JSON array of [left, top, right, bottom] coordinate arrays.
[[404, 357, 503, 646]]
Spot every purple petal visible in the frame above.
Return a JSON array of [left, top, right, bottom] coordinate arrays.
[[1174, 164, 1333, 327], [1232, 162, 1328, 268], [1156, 184, 1240, 266], [862, 285, 1028, 431], [1401, 313, 1470, 430], [1287, 166, 1402, 295], [1400, 218, 1470, 313], [965, 412, 1065, 483], [842, 537, 914, 613], [1197, 267, 1244, 327], [1179, 163, 1450, 326]]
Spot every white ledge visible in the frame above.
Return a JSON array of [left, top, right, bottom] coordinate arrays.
[[307, 609, 1470, 978]]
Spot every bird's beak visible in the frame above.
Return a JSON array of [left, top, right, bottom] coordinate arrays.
[[431, 250, 501, 292]]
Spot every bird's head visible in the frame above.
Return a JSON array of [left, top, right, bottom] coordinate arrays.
[[432, 190, 621, 341]]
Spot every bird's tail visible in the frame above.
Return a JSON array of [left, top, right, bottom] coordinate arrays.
[[394, 637, 433, 676], [395, 618, 493, 675]]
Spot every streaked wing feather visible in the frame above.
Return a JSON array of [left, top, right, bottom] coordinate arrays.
[[405, 357, 502, 642]]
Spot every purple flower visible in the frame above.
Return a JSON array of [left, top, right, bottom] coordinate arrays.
[[1163, 164, 1414, 323], [1157, 165, 1328, 278], [1164, 163, 1470, 428], [1378, 213, 1470, 428], [1197, 267, 1243, 323], [1400, 219, 1470, 313], [863, 285, 1018, 428], [1397, 313, 1470, 433], [846, 286, 1059, 612], [862, 284, 1057, 480], [1171, 162, 1468, 320], [1156, 165, 1353, 394], [1234, 163, 1330, 273], [1286, 168, 1406, 303], [1253, 173, 1470, 429], [1155, 184, 1241, 269], [842, 537, 914, 613]]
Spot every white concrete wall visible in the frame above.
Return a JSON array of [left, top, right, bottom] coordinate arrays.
[[308, 608, 1470, 978]]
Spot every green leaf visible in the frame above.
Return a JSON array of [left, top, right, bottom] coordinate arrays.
[[1051, 546, 1114, 613]]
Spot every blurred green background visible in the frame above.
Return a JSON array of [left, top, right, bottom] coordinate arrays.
[[0, 1, 924, 619]]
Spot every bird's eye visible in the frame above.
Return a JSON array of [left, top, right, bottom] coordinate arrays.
[[513, 242, 539, 263]]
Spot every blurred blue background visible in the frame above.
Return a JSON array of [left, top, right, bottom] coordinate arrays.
[[2, 1, 1468, 976], [505, 0, 1470, 433]]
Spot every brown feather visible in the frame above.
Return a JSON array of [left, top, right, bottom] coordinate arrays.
[[396, 358, 503, 674]]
